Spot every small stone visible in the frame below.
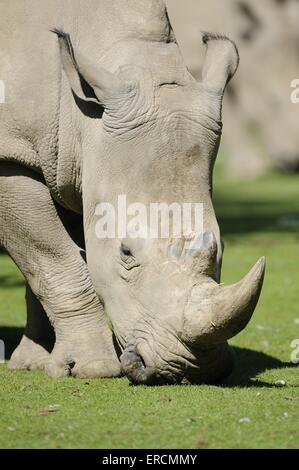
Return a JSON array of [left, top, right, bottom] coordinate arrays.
[[187, 417, 196, 424], [260, 340, 269, 349], [158, 396, 172, 402], [275, 380, 286, 387], [239, 417, 251, 424], [256, 392, 261, 397], [7, 427, 15, 432], [196, 440, 208, 449], [283, 412, 289, 418], [47, 404, 60, 412], [294, 318, 299, 325], [256, 324, 267, 331]]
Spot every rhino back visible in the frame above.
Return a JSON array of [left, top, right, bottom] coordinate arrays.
[[0, 0, 172, 204], [0, 0, 63, 171]]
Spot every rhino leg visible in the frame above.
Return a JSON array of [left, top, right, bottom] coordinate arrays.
[[0, 163, 121, 378], [9, 284, 55, 371]]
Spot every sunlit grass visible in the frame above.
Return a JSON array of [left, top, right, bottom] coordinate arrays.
[[0, 169, 299, 448]]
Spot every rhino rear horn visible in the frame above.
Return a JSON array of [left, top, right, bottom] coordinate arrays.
[[201, 32, 240, 94]]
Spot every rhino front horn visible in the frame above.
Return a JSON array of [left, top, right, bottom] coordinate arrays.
[[182, 257, 266, 345]]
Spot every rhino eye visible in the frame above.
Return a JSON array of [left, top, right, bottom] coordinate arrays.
[[119, 243, 140, 274], [120, 244, 132, 258]]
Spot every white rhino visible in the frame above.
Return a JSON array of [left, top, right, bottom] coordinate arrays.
[[0, 0, 265, 384], [167, 0, 299, 178]]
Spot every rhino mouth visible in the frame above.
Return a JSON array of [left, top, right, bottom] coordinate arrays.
[[120, 348, 178, 385], [120, 342, 234, 386]]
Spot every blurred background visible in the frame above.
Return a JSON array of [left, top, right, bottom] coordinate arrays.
[[167, 0, 299, 178]]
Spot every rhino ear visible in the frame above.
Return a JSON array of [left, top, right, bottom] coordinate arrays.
[[51, 29, 129, 108], [201, 32, 239, 95]]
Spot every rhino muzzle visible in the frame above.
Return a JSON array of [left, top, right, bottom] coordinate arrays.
[[120, 349, 175, 385], [120, 233, 265, 385], [120, 343, 235, 385]]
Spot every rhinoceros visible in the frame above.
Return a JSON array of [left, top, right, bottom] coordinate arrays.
[[167, 0, 299, 178], [0, 0, 265, 384]]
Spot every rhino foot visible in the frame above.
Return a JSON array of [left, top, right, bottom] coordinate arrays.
[[44, 336, 122, 379], [9, 335, 51, 371]]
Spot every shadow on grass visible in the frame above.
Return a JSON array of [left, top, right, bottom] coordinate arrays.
[[223, 346, 296, 388], [0, 328, 296, 386], [0, 274, 24, 288], [0, 326, 23, 359], [214, 197, 299, 239], [0, 251, 24, 287]]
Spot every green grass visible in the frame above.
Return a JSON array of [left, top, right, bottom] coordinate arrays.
[[0, 169, 299, 449]]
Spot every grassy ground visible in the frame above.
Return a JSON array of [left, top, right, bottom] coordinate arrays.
[[0, 169, 299, 449]]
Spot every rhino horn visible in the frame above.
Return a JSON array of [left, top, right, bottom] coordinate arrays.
[[182, 257, 266, 345], [52, 29, 133, 107]]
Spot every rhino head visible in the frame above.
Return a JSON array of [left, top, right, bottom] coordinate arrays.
[[54, 29, 265, 384]]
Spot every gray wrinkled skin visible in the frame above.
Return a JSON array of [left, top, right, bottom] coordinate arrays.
[[0, 0, 265, 384], [168, 0, 299, 178]]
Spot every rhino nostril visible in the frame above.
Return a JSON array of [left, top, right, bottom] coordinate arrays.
[[137, 351, 146, 369], [120, 349, 149, 384]]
